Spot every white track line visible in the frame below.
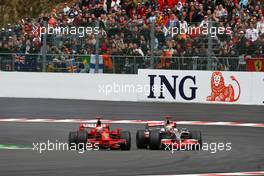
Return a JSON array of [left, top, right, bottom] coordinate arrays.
[[147, 171, 264, 175], [0, 119, 263, 128]]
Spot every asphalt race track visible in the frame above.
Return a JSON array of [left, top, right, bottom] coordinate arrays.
[[0, 98, 263, 176]]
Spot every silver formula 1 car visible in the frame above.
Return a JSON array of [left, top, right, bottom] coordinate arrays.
[[136, 119, 202, 150]]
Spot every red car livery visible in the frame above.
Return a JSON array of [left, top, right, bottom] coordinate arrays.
[[68, 119, 131, 150]]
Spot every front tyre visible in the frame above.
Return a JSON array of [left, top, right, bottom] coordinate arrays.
[[68, 131, 77, 148], [149, 130, 161, 150], [76, 131, 88, 149]]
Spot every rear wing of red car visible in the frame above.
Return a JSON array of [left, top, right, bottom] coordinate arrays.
[[80, 124, 109, 128]]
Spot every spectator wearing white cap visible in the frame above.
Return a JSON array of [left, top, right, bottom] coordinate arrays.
[[63, 3, 70, 15], [239, 0, 248, 8], [245, 23, 259, 42], [200, 15, 209, 28]]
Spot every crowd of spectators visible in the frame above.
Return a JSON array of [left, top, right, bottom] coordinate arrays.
[[0, 0, 263, 72]]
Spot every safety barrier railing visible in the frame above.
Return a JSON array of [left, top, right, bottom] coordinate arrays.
[[0, 53, 250, 73]]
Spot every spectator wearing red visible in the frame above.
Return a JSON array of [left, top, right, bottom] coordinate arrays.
[[48, 16, 56, 26]]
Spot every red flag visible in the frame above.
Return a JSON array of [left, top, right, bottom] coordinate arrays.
[[245, 56, 264, 72]]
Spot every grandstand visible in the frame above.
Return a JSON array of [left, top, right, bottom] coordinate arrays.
[[0, 0, 263, 73]]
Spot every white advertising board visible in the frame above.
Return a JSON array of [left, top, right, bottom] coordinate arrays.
[[0, 72, 138, 101], [250, 72, 264, 105], [137, 69, 262, 105], [0, 70, 263, 105]]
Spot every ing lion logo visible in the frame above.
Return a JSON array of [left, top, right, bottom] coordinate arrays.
[[207, 71, 241, 102]]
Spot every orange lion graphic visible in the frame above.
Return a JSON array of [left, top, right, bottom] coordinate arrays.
[[207, 71, 241, 102]]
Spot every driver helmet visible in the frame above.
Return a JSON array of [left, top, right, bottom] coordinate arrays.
[[165, 124, 173, 131], [165, 119, 171, 126], [96, 119, 102, 127]]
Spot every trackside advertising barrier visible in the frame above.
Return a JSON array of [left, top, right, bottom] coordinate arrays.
[[0, 72, 138, 101], [0, 70, 263, 105], [250, 73, 264, 105], [137, 69, 264, 105]]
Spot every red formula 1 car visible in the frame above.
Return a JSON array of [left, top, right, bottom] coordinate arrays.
[[68, 119, 131, 150], [136, 119, 202, 150]]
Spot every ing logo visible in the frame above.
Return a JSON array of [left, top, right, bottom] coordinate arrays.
[[207, 71, 241, 102]]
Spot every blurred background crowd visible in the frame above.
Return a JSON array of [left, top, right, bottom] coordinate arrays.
[[0, 0, 263, 73]]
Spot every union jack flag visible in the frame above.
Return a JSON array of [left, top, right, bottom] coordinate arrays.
[[66, 59, 78, 73], [15, 55, 25, 64]]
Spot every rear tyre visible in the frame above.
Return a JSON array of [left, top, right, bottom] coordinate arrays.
[[68, 131, 77, 148], [76, 130, 88, 149], [191, 131, 202, 150], [120, 131, 131, 150], [136, 130, 147, 149], [149, 130, 161, 150]]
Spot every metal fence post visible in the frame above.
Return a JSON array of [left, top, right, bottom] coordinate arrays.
[[193, 56, 198, 70], [207, 19, 213, 70], [112, 56, 115, 73], [11, 54, 15, 71], [42, 20, 47, 72], [150, 22, 155, 69], [134, 56, 137, 74], [95, 21, 100, 73]]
